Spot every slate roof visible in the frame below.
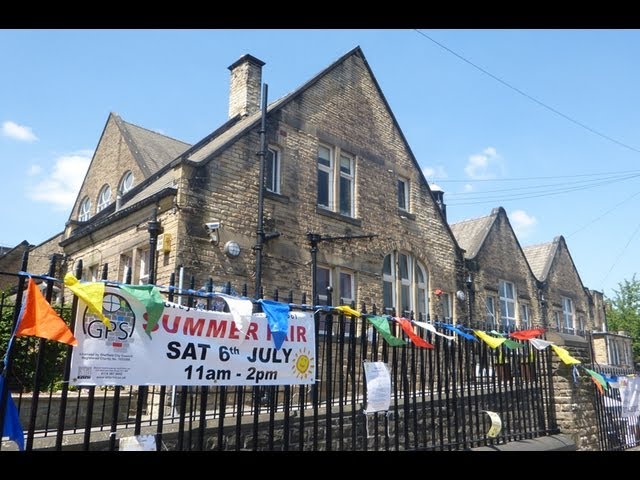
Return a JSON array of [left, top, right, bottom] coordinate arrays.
[[449, 212, 496, 259], [522, 240, 558, 282], [112, 114, 191, 177]]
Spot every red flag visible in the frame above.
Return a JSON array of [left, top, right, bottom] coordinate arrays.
[[509, 328, 545, 341], [397, 318, 434, 349], [16, 278, 78, 346]]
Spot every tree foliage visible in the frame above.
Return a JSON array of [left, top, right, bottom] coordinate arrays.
[[606, 274, 640, 363], [0, 299, 69, 392]]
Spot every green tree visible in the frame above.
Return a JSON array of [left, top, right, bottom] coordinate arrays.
[[0, 300, 69, 392], [606, 274, 640, 363]]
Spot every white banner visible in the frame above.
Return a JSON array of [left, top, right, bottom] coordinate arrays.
[[70, 286, 316, 387]]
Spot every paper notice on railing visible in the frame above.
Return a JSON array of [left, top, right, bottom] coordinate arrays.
[[119, 434, 157, 451], [363, 361, 392, 414], [483, 410, 502, 438]]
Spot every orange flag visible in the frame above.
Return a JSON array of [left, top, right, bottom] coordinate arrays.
[[397, 318, 434, 349], [16, 278, 78, 346]]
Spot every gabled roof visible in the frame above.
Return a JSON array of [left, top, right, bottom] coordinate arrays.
[[0, 240, 31, 258], [180, 46, 463, 255], [449, 210, 498, 259], [522, 239, 558, 282], [184, 47, 369, 164], [112, 113, 191, 177]]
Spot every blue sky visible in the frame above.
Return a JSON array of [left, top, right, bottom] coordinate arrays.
[[1, 29, 639, 298]]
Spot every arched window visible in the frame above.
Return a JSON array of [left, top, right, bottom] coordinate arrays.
[[119, 171, 134, 195], [382, 251, 429, 319], [78, 196, 91, 221], [97, 184, 112, 212]]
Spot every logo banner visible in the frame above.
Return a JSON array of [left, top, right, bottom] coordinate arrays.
[[70, 286, 316, 386]]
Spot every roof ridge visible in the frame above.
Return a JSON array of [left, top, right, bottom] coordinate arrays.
[[450, 213, 494, 226], [121, 118, 191, 147]]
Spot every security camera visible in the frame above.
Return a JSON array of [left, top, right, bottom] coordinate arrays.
[[204, 221, 221, 233]]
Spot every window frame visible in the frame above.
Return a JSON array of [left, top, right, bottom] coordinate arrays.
[[520, 303, 530, 330], [138, 249, 150, 285], [317, 144, 334, 210], [382, 251, 429, 319], [266, 146, 281, 194], [119, 171, 134, 196], [78, 196, 92, 222], [485, 296, 496, 328], [338, 152, 354, 217], [561, 296, 574, 332], [398, 177, 409, 211], [97, 184, 112, 213], [499, 279, 516, 329]]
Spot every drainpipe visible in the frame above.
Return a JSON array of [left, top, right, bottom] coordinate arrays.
[[254, 83, 268, 298]]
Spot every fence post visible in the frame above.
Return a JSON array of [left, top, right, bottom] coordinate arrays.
[[25, 254, 60, 450], [0, 249, 29, 451]]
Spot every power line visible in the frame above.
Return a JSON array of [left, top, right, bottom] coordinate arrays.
[[436, 169, 640, 183], [446, 172, 640, 198], [566, 189, 640, 238], [447, 174, 640, 206], [600, 220, 640, 286], [413, 29, 640, 155]]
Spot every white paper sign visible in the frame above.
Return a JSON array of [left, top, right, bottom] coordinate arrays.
[[620, 376, 640, 418], [483, 410, 502, 438], [363, 361, 391, 413], [119, 434, 157, 451], [70, 286, 316, 387]]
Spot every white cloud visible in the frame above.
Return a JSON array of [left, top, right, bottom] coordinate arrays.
[[27, 150, 93, 210], [422, 165, 448, 180], [510, 209, 537, 239], [463, 183, 474, 192], [27, 165, 42, 176], [2, 120, 38, 142], [464, 146, 503, 180]]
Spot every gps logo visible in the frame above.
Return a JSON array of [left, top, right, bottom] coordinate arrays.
[[82, 293, 136, 347]]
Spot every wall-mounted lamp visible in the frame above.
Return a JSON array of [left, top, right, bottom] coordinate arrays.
[[204, 221, 221, 245], [224, 240, 241, 258]]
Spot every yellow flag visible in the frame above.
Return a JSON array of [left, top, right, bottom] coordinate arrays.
[[551, 345, 581, 365], [474, 330, 507, 349], [334, 305, 361, 317], [64, 273, 111, 329]]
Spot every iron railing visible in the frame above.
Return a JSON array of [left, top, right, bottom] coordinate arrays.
[[0, 253, 558, 451]]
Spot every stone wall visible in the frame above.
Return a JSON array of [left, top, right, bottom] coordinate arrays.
[[547, 331, 600, 450]]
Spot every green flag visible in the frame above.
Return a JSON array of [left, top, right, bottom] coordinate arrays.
[[120, 284, 165, 338], [584, 368, 609, 392], [503, 339, 524, 350], [366, 316, 406, 347]]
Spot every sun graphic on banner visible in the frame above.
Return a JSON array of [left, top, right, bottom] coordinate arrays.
[[291, 348, 315, 380]]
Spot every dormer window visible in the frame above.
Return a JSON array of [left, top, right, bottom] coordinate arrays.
[[119, 171, 134, 195], [97, 184, 112, 213], [78, 196, 92, 221]]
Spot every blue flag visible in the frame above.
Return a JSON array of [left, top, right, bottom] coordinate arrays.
[[0, 376, 24, 451], [258, 299, 290, 350], [441, 323, 478, 342]]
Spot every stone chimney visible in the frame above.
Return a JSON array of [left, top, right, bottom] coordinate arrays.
[[227, 54, 265, 119]]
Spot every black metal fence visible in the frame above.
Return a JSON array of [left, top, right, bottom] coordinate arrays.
[[0, 253, 559, 451], [592, 364, 640, 451]]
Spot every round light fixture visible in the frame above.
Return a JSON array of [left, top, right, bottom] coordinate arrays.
[[456, 290, 466, 301], [224, 241, 241, 257]]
